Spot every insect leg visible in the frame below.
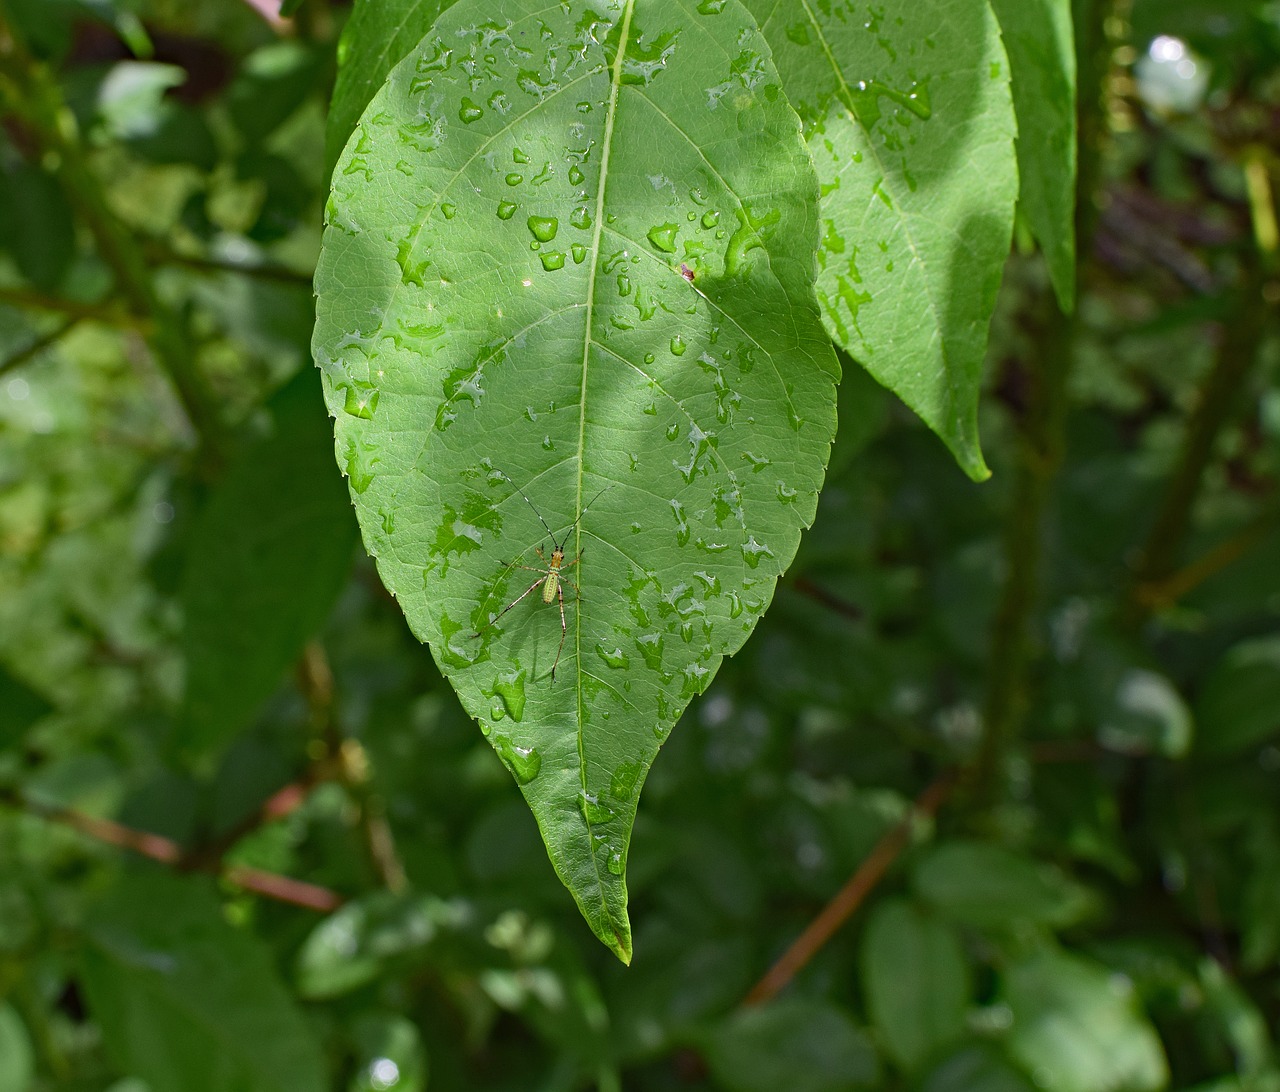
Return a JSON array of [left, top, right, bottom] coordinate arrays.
[[551, 579, 568, 680], [470, 576, 546, 638]]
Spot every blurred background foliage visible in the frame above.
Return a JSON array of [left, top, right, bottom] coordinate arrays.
[[0, 0, 1278, 1089]]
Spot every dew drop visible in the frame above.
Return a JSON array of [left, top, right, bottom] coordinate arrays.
[[596, 645, 630, 670], [701, 209, 720, 229], [497, 200, 517, 220], [442, 203, 457, 219], [458, 97, 484, 123], [540, 251, 566, 271], [571, 243, 587, 263], [670, 335, 687, 356], [569, 164, 585, 186], [527, 215, 559, 242], [647, 222, 679, 253], [505, 173, 523, 186]]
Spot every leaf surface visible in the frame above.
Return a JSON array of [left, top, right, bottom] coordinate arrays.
[[313, 0, 838, 959], [989, 0, 1076, 310], [748, 0, 1018, 479], [80, 873, 326, 1092]]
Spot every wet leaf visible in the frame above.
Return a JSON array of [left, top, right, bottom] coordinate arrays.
[[313, 0, 838, 959], [749, 0, 1018, 480]]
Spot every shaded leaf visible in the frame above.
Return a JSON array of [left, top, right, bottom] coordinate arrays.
[[1195, 636, 1280, 757], [702, 999, 879, 1092], [0, 662, 53, 749], [348, 1013, 429, 1092], [913, 840, 1091, 929], [922, 1047, 1033, 1092], [80, 873, 326, 1092], [314, 0, 838, 959], [749, 0, 1018, 479], [0, 1003, 35, 1092], [988, 0, 1077, 310], [862, 898, 969, 1072], [181, 369, 357, 754]]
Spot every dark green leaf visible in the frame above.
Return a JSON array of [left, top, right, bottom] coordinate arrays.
[[922, 1047, 1033, 1092], [314, 0, 838, 959], [989, 0, 1077, 310], [702, 1000, 879, 1092], [181, 369, 357, 754], [80, 873, 326, 1092], [0, 162, 76, 292], [1195, 636, 1280, 756], [348, 1013, 429, 1092], [0, 662, 53, 748], [861, 899, 969, 1071], [912, 841, 1092, 929], [748, 0, 1018, 480]]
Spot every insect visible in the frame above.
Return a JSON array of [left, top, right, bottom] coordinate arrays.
[[471, 482, 612, 680], [680, 263, 696, 282]]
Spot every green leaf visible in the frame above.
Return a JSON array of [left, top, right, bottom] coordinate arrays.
[[0, 161, 76, 293], [80, 873, 326, 1092], [1195, 636, 1280, 757], [988, 0, 1077, 311], [748, 0, 1018, 480], [1001, 948, 1169, 1092], [862, 898, 969, 1072], [0, 662, 53, 749], [0, 1003, 35, 1092], [922, 1047, 1033, 1092], [325, 0, 458, 178], [348, 1013, 429, 1092], [701, 1000, 879, 1092], [313, 0, 838, 960], [1097, 668, 1192, 757], [912, 840, 1092, 930], [181, 369, 357, 754]]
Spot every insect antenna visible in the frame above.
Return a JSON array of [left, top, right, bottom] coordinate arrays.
[[511, 484, 560, 546], [509, 481, 614, 546]]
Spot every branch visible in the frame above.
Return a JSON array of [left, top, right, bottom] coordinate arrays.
[[742, 772, 956, 1007], [0, 787, 341, 912], [0, 316, 78, 378]]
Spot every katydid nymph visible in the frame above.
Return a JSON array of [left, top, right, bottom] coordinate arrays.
[[471, 482, 612, 680]]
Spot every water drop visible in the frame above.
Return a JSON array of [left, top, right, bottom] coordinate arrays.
[[492, 668, 527, 721], [527, 215, 559, 242], [635, 633, 664, 671], [569, 164, 585, 185], [596, 645, 630, 670], [494, 735, 540, 784], [701, 209, 720, 229], [670, 335, 687, 356], [540, 251, 566, 271], [342, 381, 379, 420], [741, 536, 774, 568], [571, 243, 587, 263], [505, 173, 523, 186], [570, 206, 592, 230], [698, 0, 726, 11], [647, 222, 679, 253], [513, 147, 531, 164], [442, 203, 457, 219], [497, 200, 517, 220], [458, 97, 484, 123], [579, 791, 614, 825]]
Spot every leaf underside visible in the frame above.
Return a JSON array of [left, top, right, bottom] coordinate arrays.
[[314, 0, 838, 958]]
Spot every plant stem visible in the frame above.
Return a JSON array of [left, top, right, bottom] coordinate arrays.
[[972, 0, 1117, 802], [1127, 270, 1271, 617]]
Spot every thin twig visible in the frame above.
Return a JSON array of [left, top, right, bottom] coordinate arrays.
[[0, 285, 139, 327], [0, 788, 341, 912], [790, 576, 864, 622], [742, 772, 956, 1007], [0, 316, 78, 378], [144, 243, 313, 286]]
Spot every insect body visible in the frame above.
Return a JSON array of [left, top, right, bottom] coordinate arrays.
[[471, 482, 611, 681]]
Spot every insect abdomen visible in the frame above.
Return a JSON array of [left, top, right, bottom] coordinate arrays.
[[542, 572, 558, 604]]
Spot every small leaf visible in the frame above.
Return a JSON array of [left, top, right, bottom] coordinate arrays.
[[922, 1047, 1033, 1092], [1195, 636, 1280, 756], [862, 899, 969, 1072], [750, 0, 1018, 480], [702, 1000, 879, 1092], [988, 0, 1077, 310], [314, 0, 838, 959], [913, 840, 1091, 929], [80, 873, 326, 1092], [1002, 948, 1169, 1092], [181, 369, 357, 754], [348, 1013, 429, 1092]]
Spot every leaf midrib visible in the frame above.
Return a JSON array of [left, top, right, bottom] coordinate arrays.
[[573, 0, 636, 949]]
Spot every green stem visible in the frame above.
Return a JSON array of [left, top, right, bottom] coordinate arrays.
[[0, 316, 78, 377], [0, 10, 226, 468], [1127, 271, 1271, 617], [972, 0, 1117, 801]]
